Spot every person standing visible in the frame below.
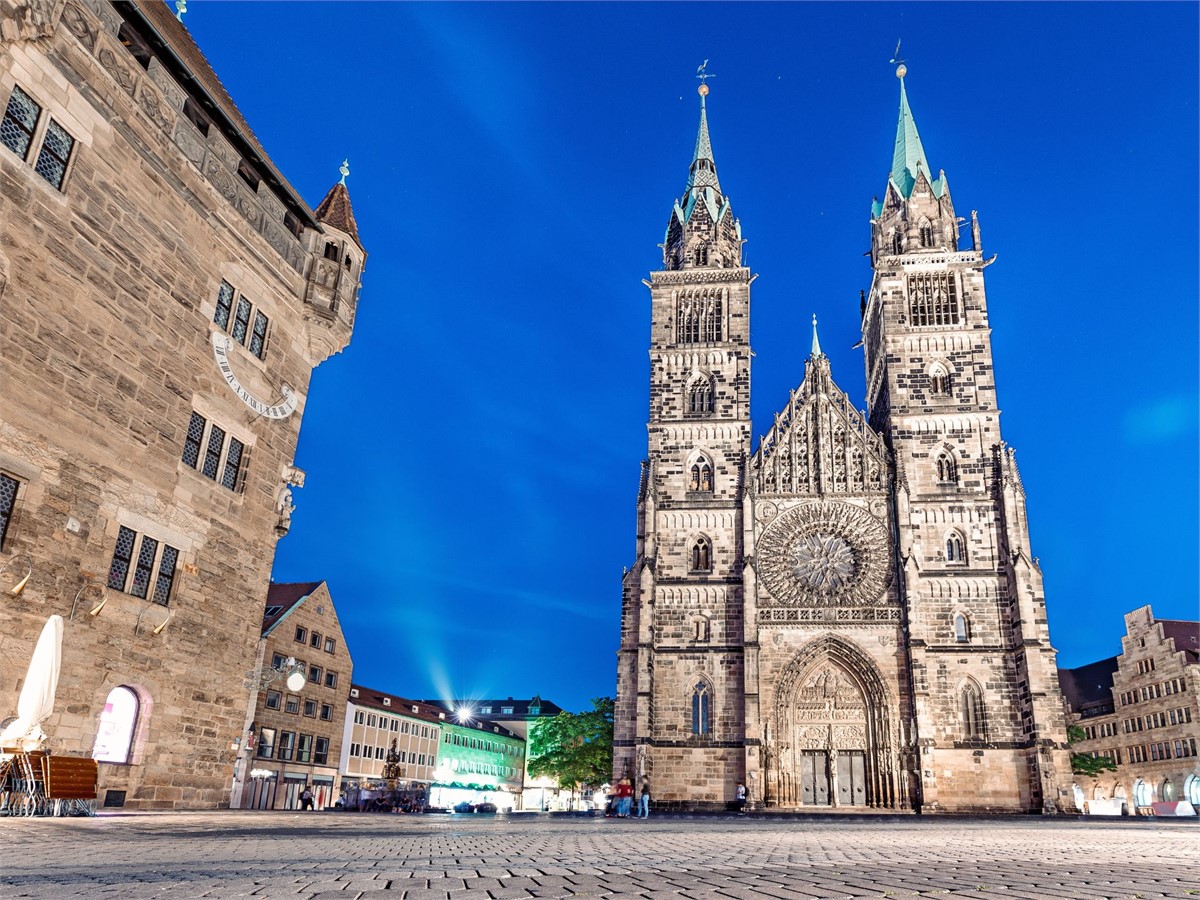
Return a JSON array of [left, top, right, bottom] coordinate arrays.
[[734, 781, 747, 815], [615, 777, 634, 817], [299, 786, 314, 811], [638, 781, 651, 818]]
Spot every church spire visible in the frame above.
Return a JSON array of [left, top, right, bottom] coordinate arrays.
[[662, 76, 742, 271], [810, 314, 823, 358], [887, 64, 944, 202]]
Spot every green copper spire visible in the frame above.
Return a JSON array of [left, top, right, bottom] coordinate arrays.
[[811, 314, 823, 358], [888, 66, 944, 201], [687, 83, 720, 192]]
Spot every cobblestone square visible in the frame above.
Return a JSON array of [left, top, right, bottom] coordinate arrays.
[[0, 811, 1196, 899]]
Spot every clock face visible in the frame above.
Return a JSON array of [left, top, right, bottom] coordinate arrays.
[[756, 501, 891, 607], [211, 331, 298, 419]]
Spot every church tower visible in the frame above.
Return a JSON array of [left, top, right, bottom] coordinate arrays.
[[863, 64, 1071, 812], [613, 81, 752, 803]]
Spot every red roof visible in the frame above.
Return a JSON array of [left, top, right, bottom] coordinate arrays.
[[314, 182, 362, 249], [262, 581, 324, 635]]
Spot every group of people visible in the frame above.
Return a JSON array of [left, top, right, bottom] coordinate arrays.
[[608, 778, 749, 817], [609, 777, 652, 818]]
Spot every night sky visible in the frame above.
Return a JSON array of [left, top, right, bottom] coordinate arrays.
[[181, 2, 1198, 713]]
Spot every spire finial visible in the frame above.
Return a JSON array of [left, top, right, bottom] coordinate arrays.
[[889, 39, 906, 78], [174, 0, 187, 21], [811, 314, 823, 358], [338, 159, 350, 185]]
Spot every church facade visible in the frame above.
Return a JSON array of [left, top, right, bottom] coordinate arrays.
[[613, 71, 1073, 814]]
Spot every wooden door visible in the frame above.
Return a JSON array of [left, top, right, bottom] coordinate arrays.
[[800, 751, 830, 806], [836, 750, 867, 807]]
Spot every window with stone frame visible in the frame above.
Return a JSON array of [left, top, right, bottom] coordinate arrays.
[[212, 280, 271, 360], [946, 531, 966, 563], [324, 671, 338, 689], [181, 411, 248, 491], [320, 704, 333, 721], [675, 290, 723, 344], [294, 626, 307, 644], [953, 613, 970, 643], [690, 536, 713, 573], [265, 690, 282, 710], [929, 363, 951, 396], [324, 637, 336, 654], [935, 453, 958, 485], [686, 378, 715, 417], [277, 731, 296, 761], [691, 681, 712, 736], [960, 682, 985, 739], [296, 733, 313, 763], [308, 664, 322, 685], [314, 737, 330, 765], [908, 272, 960, 326], [0, 472, 19, 550], [106, 525, 180, 606], [303, 699, 317, 718], [689, 456, 714, 493], [1, 85, 76, 192], [285, 695, 299, 715], [918, 218, 935, 248], [256, 727, 276, 759]]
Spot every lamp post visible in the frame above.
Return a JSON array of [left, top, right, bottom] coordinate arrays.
[[232, 657, 306, 807], [244, 656, 307, 694]]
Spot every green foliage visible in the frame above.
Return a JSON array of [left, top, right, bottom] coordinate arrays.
[[527, 697, 614, 793], [1066, 723, 1117, 776]]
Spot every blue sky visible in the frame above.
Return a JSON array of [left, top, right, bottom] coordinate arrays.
[[183, 2, 1197, 713]]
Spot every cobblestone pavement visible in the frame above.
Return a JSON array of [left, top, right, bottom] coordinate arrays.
[[0, 810, 1197, 900]]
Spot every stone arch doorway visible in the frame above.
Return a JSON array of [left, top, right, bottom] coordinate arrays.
[[766, 635, 906, 809]]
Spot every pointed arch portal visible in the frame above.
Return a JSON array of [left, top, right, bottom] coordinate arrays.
[[766, 635, 910, 809]]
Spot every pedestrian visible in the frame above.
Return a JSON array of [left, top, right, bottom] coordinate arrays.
[[299, 786, 314, 811], [734, 781, 747, 815], [638, 780, 651, 818], [615, 776, 634, 818]]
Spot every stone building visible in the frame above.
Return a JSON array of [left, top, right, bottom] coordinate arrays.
[[432, 714, 526, 811], [614, 70, 1072, 813], [340, 686, 445, 795], [1059, 606, 1200, 813], [232, 582, 353, 810], [0, 0, 363, 807]]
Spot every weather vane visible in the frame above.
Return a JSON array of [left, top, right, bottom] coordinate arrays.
[[696, 59, 715, 83], [889, 40, 907, 78], [174, 0, 186, 21], [338, 159, 350, 185]]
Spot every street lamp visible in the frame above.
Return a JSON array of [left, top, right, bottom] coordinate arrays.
[[244, 656, 307, 693]]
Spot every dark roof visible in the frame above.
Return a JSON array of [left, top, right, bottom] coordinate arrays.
[[262, 581, 323, 635], [116, 2, 318, 228], [422, 697, 564, 720], [1161, 620, 1200, 665], [314, 183, 362, 249], [349, 685, 450, 726], [1058, 657, 1119, 712]]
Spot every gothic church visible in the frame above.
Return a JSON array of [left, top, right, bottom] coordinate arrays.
[[614, 69, 1073, 813]]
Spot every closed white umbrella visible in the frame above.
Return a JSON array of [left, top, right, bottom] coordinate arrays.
[[0, 614, 64, 752]]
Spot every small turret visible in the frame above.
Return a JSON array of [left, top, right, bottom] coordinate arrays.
[[303, 160, 366, 363], [869, 66, 960, 263], [663, 83, 743, 271]]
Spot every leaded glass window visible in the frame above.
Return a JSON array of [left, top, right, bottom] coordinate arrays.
[[202, 424, 225, 480], [232, 297, 252, 344], [0, 473, 18, 549], [33, 119, 74, 190], [152, 544, 178, 606], [691, 682, 711, 736], [691, 536, 712, 573], [130, 534, 158, 599], [675, 289, 723, 344], [908, 273, 960, 326], [249, 310, 269, 359], [1, 86, 39, 159], [107, 525, 137, 591], [182, 412, 206, 468], [947, 532, 965, 563], [221, 437, 244, 490], [961, 683, 984, 738], [687, 380, 714, 416], [214, 281, 234, 329], [936, 453, 957, 484]]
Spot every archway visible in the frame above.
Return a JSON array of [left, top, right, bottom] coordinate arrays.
[[766, 635, 903, 809]]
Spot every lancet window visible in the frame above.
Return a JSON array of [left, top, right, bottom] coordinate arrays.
[[675, 290, 723, 343], [929, 363, 950, 396], [687, 378, 714, 417], [954, 613, 970, 643], [918, 218, 935, 248], [908, 272, 960, 326], [946, 531, 965, 563], [961, 682, 985, 739], [690, 536, 712, 573], [936, 453, 958, 484], [689, 455, 714, 493], [691, 681, 712, 736]]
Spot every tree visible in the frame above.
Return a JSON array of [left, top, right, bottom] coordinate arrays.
[[1066, 724, 1118, 777], [527, 697, 614, 806]]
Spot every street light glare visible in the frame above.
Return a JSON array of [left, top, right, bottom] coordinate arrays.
[[457, 706, 472, 721]]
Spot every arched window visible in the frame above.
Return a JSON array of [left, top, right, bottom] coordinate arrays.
[[687, 379, 714, 417], [1161, 779, 1176, 802], [1185, 774, 1200, 806], [694, 245, 708, 267], [691, 681, 711, 736], [961, 682, 984, 739], [946, 532, 965, 563], [929, 364, 950, 396], [936, 453, 957, 484], [691, 536, 712, 573], [323, 241, 339, 261], [1133, 779, 1152, 807], [689, 455, 714, 493], [693, 615, 711, 643], [92, 685, 140, 764], [891, 230, 903, 255], [954, 613, 970, 643], [919, 218, 934, 248]]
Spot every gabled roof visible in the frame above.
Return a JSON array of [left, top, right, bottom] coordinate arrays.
[[751, 348, 889, 496], [1058, 657, 1119, 713], [1161, 619, 1200, 665], [262, 581, 324, 636], [314, 182, 362, 249]]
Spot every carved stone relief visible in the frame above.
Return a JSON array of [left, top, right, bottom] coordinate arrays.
[[173, 120, 207, 166], [97, 45, 137, 96], [60, 2, 96, 50], [147, 59, 184, 112], [204, 155, 237, 205], [136, 81, 175, 133]]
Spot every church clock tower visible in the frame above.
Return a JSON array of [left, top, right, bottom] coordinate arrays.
[[613, 81, 752, 802], [863, 63, 1071, 812]]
